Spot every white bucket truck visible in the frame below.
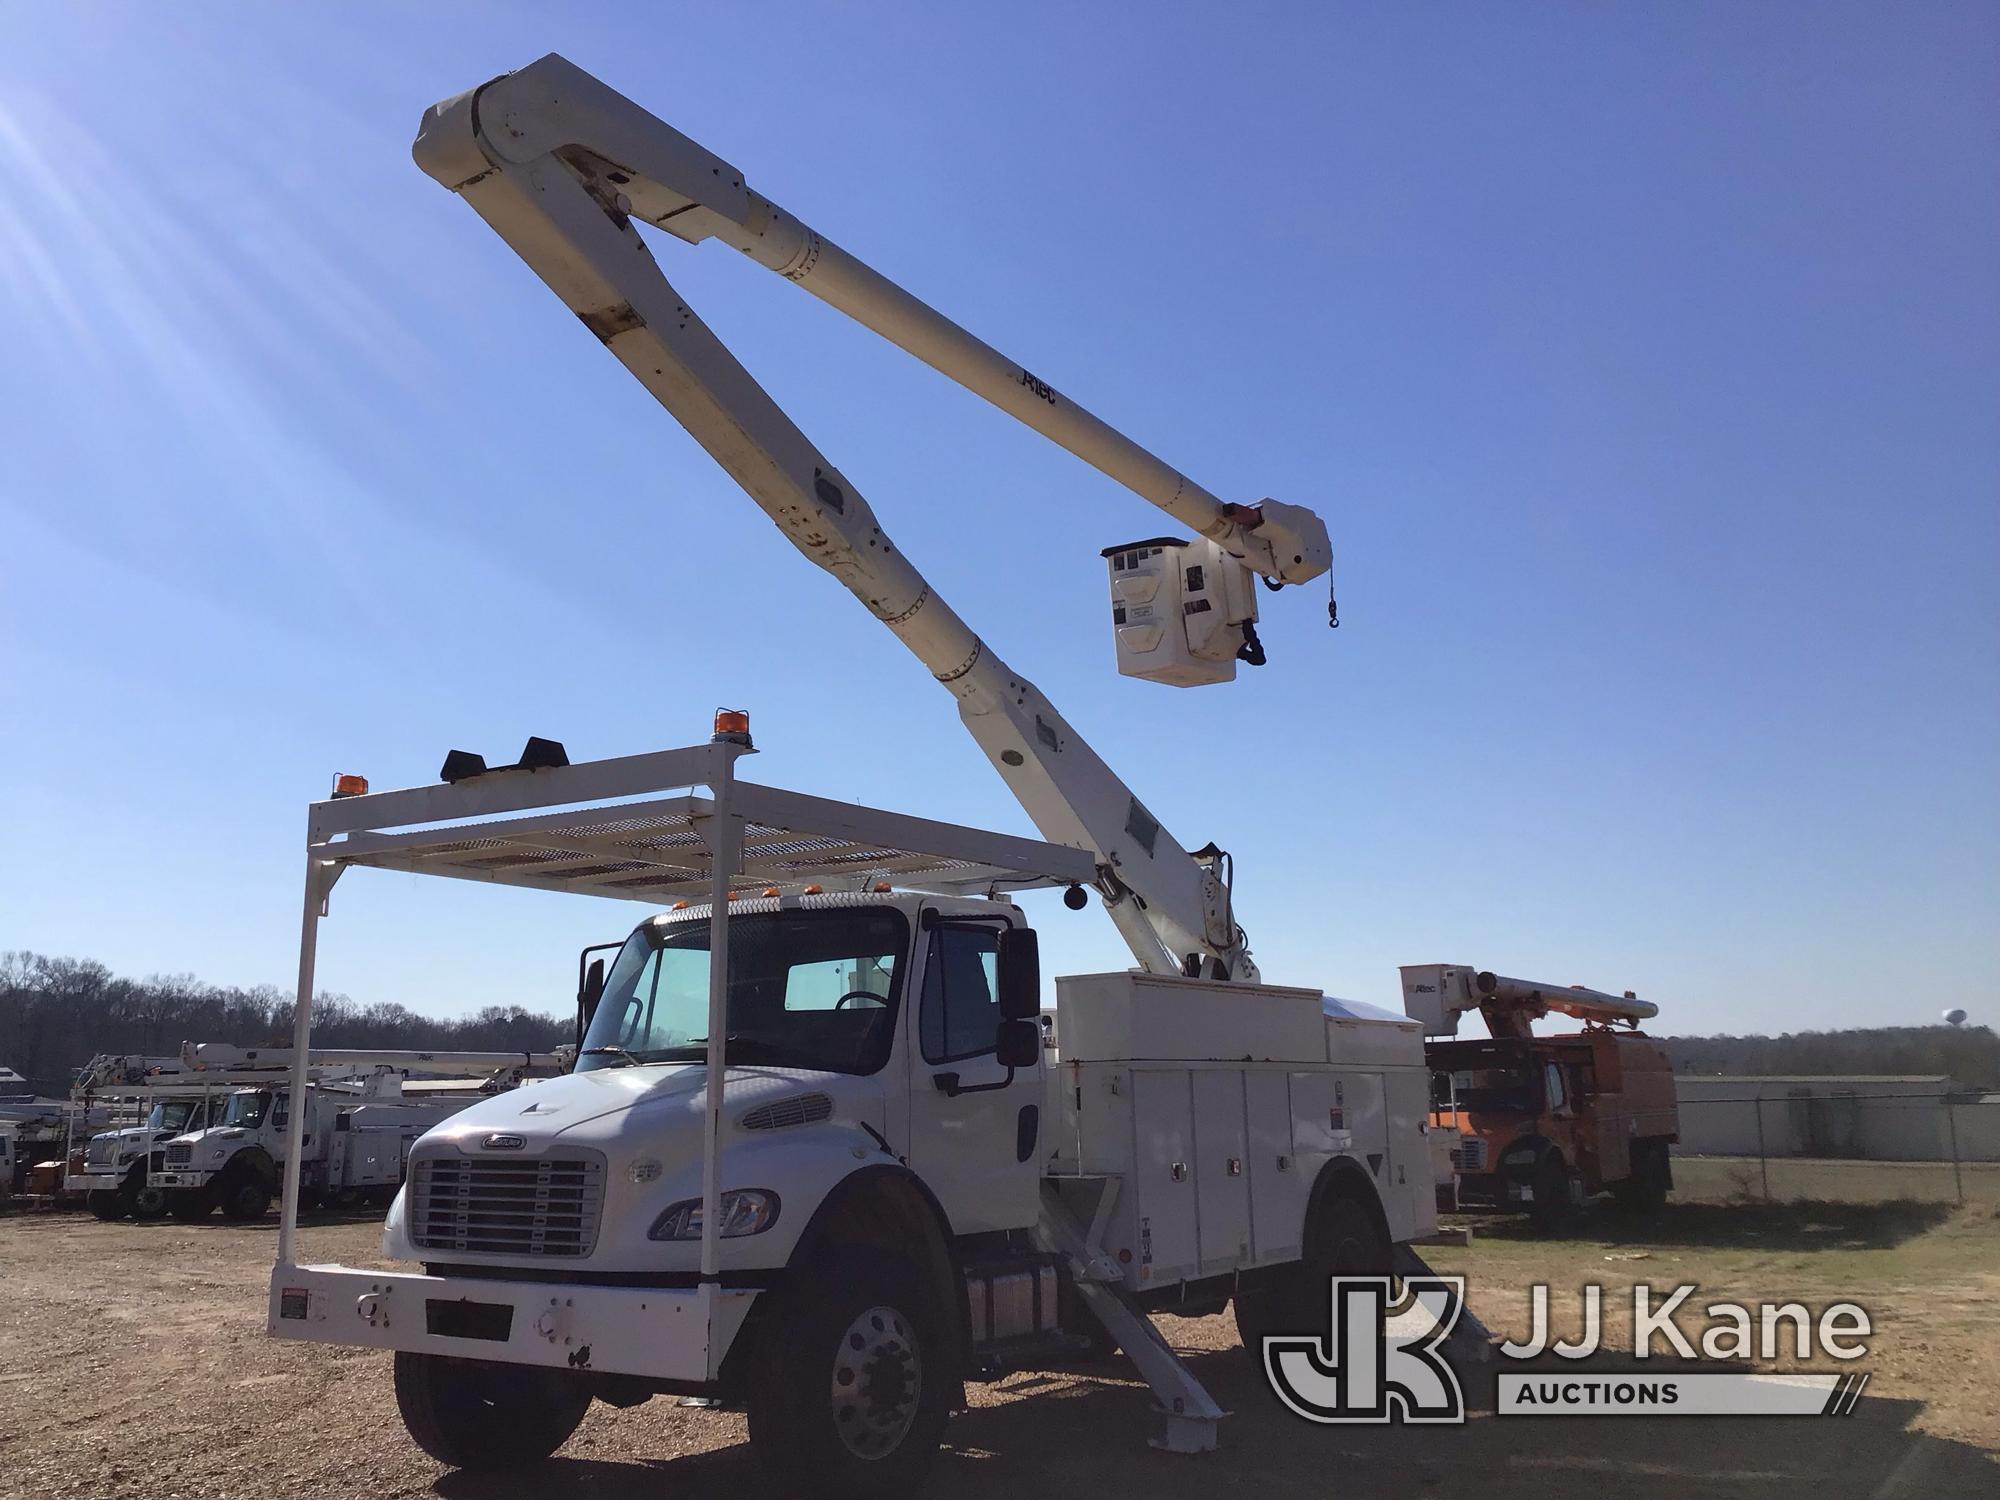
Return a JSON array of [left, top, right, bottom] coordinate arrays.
[[265, 55, 1474, 1498], [73, 1095, 224, 1220]]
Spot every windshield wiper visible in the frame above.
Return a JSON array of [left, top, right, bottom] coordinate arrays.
[[578, 1045, 642, 1068]]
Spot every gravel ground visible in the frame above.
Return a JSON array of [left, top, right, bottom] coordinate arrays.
[[0, 1206, 1994, 1499]]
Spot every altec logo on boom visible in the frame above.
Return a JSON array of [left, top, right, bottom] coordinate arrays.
[[1262, 1278, 1874, 1423]]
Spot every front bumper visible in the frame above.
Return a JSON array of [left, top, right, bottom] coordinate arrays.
[[67, 1171, 124, 1192], [266, 1264, 759, 1384], [150, 1170, 212, 1189]]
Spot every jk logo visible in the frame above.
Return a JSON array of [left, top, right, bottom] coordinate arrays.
[[1263, 1275, 1467, 1424]]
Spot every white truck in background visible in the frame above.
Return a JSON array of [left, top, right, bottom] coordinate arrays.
[[148, 1045, 559, 1222], [73, 1094, 225, 1220], [261, 54, 1492, 1500]]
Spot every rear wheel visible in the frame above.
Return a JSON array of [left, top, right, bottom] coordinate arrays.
[[1236, 1188, 1390, 1359], [1529, 1153, 1580, 1233], [394, 1352, 591, 1470], [748, 1251, 952, 1498], [1614, 1142, 1670, 1216]]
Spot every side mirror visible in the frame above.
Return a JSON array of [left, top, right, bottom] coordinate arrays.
[[578, 957, 607, 1040], [995, 927, 1040, 1021], [995, 1018, 1040, 1070]]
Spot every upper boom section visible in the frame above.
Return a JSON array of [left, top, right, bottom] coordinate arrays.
[[413, 55, 1330, 588], [1400, 964, 1660, 1040]]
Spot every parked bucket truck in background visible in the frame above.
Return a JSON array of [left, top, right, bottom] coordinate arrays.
[[259, 54, 1511, 1497], [1401, 965, 1678, 1227], [149, 1044, 558, 1222], [73, 1094, 224, 1220]]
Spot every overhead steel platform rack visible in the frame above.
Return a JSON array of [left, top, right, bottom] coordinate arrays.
[[275, 733, 1097, 1274], [305, 740, 1097, 904]]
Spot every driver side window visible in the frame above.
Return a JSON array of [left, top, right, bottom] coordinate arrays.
[[920, 926, 1000, 1064]]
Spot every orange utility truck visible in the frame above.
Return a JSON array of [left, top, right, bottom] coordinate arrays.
[[1400, 966, 1677, 1227]]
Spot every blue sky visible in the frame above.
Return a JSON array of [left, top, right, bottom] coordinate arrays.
[[2, 3, 1994, 1037]]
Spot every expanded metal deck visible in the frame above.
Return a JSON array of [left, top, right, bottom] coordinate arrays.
[[306, 742, 1096, 904]]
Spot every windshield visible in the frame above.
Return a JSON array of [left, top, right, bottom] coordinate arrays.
[[147, 1100, 203, 1133], [577, 908, 909, 1076], [220, 1091, 272, 1129], [1444, 1066, 1539, 1115]]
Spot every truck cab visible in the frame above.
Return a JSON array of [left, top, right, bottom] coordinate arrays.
[[387, 891, 1041, 1277]]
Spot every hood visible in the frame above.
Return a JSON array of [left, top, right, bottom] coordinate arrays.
[[419, 1063, 848, 1146]]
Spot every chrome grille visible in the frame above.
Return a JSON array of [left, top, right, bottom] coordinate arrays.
[[1451, 1136, 1487, 1171], [740, 1093, 833, 1131], [165, 1143, 193, 1166], [410, 1149, 606, 1258], [85, 1138, 118, 1167]]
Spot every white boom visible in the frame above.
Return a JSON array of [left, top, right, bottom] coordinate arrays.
[[1400, 963, 1659, 1039], [180, 1042, 558, 1080], [410, 54, 1337, 981]]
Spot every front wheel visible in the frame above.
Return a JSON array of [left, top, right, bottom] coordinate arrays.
[[748, 1252, 952, 1498], [129, 1185, 170, 1220], [87, 1189, 127, 1221], [394, 1353, 591, 1470]]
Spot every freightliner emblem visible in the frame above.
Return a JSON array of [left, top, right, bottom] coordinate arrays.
[[482, 1134, 526, 1150]]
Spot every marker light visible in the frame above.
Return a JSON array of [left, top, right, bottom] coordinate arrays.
[[671, 900, 691, 910], [331, 773, 369, 799], [761, 887, 781, 898], [801, 884, 825, 896], [871, 881, 893, 893]]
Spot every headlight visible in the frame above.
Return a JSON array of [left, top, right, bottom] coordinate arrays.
[[648, 1189, 781, 1241]]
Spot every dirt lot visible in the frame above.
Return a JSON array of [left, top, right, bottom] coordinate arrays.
[[1, 1201, 1995, 1500]]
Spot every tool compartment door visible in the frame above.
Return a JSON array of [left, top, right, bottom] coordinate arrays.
[[1191, 1070, 1250, 1275], [1129, 1069, 1198, 1289], [1245, 1070, 1303, 1263]]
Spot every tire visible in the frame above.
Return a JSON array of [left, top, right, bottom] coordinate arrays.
[[1529, 1154, 1579, 1233], [394, 1352, 591, 1470], [129, 1182, 171, 1220], [1614, 1142, 1669, 1216], [87, 1189, 128, 1221], [219, 1174, 272, 1223], [1236, 1187, 1390, 1360], [168, 1190, 215, 1221], [747, 1251, 952, 1499]]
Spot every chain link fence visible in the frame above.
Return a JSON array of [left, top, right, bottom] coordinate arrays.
[[1668, 1090, 2000, 1206]]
